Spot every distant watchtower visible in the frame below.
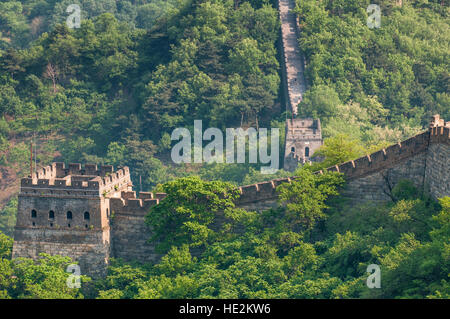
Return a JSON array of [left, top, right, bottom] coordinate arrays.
[[283, 118, 323, 171], [12, 162, 132, 277]]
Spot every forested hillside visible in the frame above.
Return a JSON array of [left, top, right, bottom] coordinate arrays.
[[0, 0, 180, 48], [296, 0, 448, 159], [0, 0, 448, 299], [1, 171, 449, 298], [0, 0, 288, 223]]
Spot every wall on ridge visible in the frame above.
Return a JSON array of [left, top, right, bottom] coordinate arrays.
[[233, 126, 449, 209]]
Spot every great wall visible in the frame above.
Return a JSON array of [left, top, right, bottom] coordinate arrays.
[[9, 0, 450, 277], [11, 114, 450, 277]]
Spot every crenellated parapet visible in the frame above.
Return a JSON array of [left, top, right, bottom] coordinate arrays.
[[429, 114, 450, 129], [236, 115, 449, 206], [30, 163, 59, 180], [322, 119, 449, 181], [110, 191, 167, 216], [430, 125, 450, 145], [323, 130, 431, 180], [20, 163, 132, 198], [55, 162, 116, 177], [236, 178, 293, 205], [20, 176, 103, 197]]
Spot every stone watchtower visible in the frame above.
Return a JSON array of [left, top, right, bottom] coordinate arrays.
[[283, 118, 323, 171], [12, 163, 132, 277]]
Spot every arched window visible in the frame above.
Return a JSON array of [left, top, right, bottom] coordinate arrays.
[[31, 210, 37, 218], [49, 211, 55, 219], [67, 211, 73, 220], [291, 147, 295, 153], [84, 212, 90, 220], [305, 147, 310, 157]]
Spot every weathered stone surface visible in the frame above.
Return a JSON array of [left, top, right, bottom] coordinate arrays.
[[110, 203, 162, 264], [284, 118, 323, 172], [425, 143, 450, 199], [341, 151, 428, 203], [12, 163, 129, 278]]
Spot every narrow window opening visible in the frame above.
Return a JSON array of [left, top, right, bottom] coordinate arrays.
[[49, 211, 55, 219], [305, 147, 310, 157], [31, 210, 37, 218], [67, 211, 73, 220], [84, 212, 90, 220]]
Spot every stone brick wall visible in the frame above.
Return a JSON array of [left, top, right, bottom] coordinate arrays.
[[12, 228, 110, 277], [13, 190, 111, 277], [16, 195, 106, 230], [234, 122, 449, 209], [237, 198, 279, 213], [341, 151, 428, 202], [109, 192, 165, 264], [425, 128, 450, 199], [11, 163, 131, 277], [111, 212, 161, 264], [284, 118, 323, 171]]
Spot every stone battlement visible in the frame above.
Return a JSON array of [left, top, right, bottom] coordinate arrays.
[[110, 191, 167, 215], [286, 118, 322, 140], [236, 178, 294, 205], [429, 114, 450, 128], [430, 125, 450, 143], [20, 163, 132, 197], [323, 125, 449, 180], [117, 117, 448, 208], [20, 178, 102, 196], [323, 131, 431, 180], [28, 162, 118, 180], [238, 115, 450, 205]]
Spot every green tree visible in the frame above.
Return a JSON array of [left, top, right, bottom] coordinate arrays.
[[277, 169, 344, 233], [146, 176, 241, 253], [309, 134, 366, 171]]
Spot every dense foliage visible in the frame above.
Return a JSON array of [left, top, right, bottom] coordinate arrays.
[[0, 0, 448, 299], [1, 172, 448, 298], [297, 0, 449, 123], [0, 0, 448, 191], [0, 0, 284, 188]]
